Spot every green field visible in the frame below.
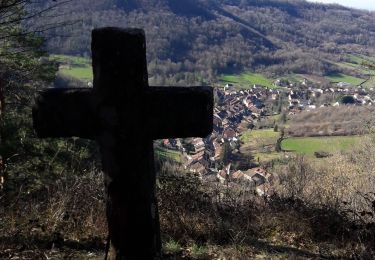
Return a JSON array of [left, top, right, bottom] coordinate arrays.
[[155, 147, 181, 162], [221, 72, 274, 88], [333, 61, 375, 76], [280, 74, 304, 83], [52, 54, 93, 81], [240, 129, 281, 163], [363, 77, 375, 88], [326, 55, 375, 86], [241, 129, 279, 144], [347, 54, 375, 64], [347, 54, 365, 64], [281, 136, 362, 156], [331, 53, 375, 76], [325, 73, 365, 85]]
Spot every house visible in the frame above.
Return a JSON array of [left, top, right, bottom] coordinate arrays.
[[231, 170, 255, 186], [190, 138, 205, 154], [189, 162, 206, 175], [251, 173, 266, 186], [162, 139, 171, 148], [223, 128, 237, 140], [245, 167, 272, 186], [217, 169, 228, 184], [231, 170, 244, 180], [224, 83, 235, 91], [191, 151, 205, 162], [217, 164, 231, 184], [175, 139, 183, 151], [337, 82, 351, 88]]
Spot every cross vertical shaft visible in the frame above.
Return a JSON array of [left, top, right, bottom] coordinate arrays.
[[92, 28, 161, 259]]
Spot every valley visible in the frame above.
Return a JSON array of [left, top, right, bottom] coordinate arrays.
[[53, 50, 375, 200], [2, 0, 375, 258]]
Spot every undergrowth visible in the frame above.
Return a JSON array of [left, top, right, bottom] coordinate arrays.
[[0, 154, 374, 259]]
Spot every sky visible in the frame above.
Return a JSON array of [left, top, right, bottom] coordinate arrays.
[[307, 0, 375, 11]]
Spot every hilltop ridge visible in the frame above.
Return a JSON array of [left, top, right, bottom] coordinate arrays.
[[31, 0, 375, 82]]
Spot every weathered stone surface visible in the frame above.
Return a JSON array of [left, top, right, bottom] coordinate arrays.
[[33, 27, 213, 259]]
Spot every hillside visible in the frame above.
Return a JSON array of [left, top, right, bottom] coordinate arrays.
[[30, 0, 375, 83], [1, 1, 375, 258]]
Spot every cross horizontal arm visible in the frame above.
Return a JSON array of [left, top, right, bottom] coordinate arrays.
[[146, 86, 213, 140], [32, 88, 97, 139]]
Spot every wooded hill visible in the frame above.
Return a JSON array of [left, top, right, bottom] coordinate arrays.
[[31, 0, 375, 83]]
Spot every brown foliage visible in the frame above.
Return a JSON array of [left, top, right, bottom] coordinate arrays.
[[287, 106, 375, 137], [0, 169, 107, 258]]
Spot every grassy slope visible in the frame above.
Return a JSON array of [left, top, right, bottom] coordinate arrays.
[[363, 77, 375, 88], [221, 72, 274, 88], [280, 73, 305, 83], [334, 61, 375, 76], [281, 136, 361, 156], [329, 54, 375, 86], [155, 147, 181, 162], [52, 54, 93, 81], [240, 129, 281, 163], [325, 73, 365, 85], [241, 130, 362, 159], [241, 129, 279, 144]]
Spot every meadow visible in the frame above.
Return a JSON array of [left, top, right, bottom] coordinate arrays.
[[241, 129, 279, 145], [155, 147, 181, 162], [52, 54, 93, 81], [240, 127, 363, 160], [328, 54, 375, 87], [281, 135, 361, 156], [221, 72, 274, 88], [240, 129, 281, 163], [325, 73, 365, 85]]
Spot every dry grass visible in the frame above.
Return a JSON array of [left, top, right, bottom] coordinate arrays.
[[1, 140, 375, 258], [0, 169, 107, 259], [287, 106, 375, 137]]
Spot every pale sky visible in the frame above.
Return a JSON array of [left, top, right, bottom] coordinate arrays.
[[307, 0, 375, 11]]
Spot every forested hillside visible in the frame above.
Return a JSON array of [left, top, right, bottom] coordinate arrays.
[[30, 0, 375, 83]]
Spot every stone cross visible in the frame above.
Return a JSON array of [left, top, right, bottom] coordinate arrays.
[[32, 27, 213, 259]]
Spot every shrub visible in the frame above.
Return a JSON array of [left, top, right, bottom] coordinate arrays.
[[341, 95, 355, 104], [314, 151, 332, 158]]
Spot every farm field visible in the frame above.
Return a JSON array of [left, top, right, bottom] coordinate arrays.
[[347, 54, 375, 64], [52, 54, 93, 81], [334, 61, 375, 76], [241, 129, 279, 145], [330, 54, 375, 84], [362, 77, 375, 88], [325, 73, 365, 85], [280, 73, 304, 83], [155, 147, 181, 162], [240, 129, 281, 163], [281, 135, 362, 156], [221, 72, 274, 88]]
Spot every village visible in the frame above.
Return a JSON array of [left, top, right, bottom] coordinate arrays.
[[158, 78, 375, 197]]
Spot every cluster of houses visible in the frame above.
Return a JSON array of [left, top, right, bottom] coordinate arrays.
[[159, 77, 375, 196], [161, 84, 276, 197], [216, 165, 275, 196], [278, 79, 375, 114]]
